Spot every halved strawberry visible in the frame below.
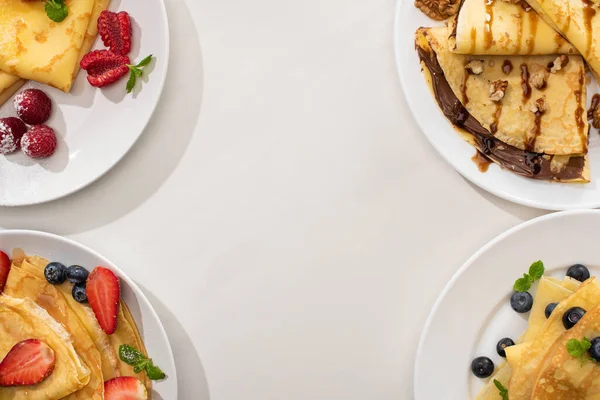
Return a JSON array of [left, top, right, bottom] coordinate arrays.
[[104, 376, 148, 400], [0, 251, 10, 293], [87, 266, 120, 335], [98, 10, 132, 56], [0, 339, 55, 387], [80, 50, 130, 88]]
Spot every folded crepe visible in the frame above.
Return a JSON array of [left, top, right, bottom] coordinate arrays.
[[526, 0, 600, 78], [449, 0, 577, 55], [0, 0, 110, 93], [416, 26, 589, 182], [531, 303, 600, 399], [0, 72, 24, 107], [508, 278, 600, 399], [0, 295, 90, 400]]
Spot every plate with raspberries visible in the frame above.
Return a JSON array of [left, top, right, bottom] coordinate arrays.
[[0, 0, 169, 205]]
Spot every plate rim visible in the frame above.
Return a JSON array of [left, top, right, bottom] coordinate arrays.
[[1, 0, 171, 207], [0, 228, 178, 397], [393, 0, 600, 211], [412, 209, 600, 398]]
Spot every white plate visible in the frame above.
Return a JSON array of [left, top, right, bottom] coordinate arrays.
[[0, 230, 177, 399], [394, 0, 600, 210], [414, 210, 600, 399], [0, 0, 169, 206]]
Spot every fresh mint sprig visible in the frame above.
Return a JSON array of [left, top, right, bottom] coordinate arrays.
[[493, 379, 508, 400], [119, 344, 166, 380], [126, 55, 154, 94], [45, 0, 68, 23], [513, 260, 544, 292], [566, 337, 592, 366]]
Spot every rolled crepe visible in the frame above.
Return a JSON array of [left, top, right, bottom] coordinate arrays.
[[449, 0, 577, 55]]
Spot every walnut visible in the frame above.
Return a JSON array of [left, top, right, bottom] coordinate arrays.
[[529, 70, 549, 90], [489, 80, 508, 102], [465, 60, 485, 75], [548, 55, 569, 73], [530, 97, 547, 114], [414, 0, 460, 20]]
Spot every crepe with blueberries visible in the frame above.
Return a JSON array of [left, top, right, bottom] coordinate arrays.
[[416, 26, 589, 182], [448, 0, 577, 56]]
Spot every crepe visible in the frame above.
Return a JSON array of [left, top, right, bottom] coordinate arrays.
[[0, 295, 89, 399], [449, 0, 577, 55], [0, 0, 109, 92], [508, 278, 600, 399], [526, 0, 600, 79], [4, 262, 103, 399], [416, 26, 589, 182], [531, 303, 600, 399]]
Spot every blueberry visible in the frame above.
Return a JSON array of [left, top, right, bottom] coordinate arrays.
[[471, 356, 494, 378], [567, 264, 591, 282], [66, 265, 89, 284], [496, 338, 515, 358], [510, 291, 533, 313], [72, 283, 87, 303], [545, 302, 558, 319], [590, 337, 600, 362], [44, 262, 67, 285], [563, 307, 586, 329]]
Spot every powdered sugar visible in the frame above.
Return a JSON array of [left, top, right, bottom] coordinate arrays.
[[0, 118, 26, 154]]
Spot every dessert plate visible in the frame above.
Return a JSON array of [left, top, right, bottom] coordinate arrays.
[[414, 209, 600, 399], [0, 229, 177, 398], [394, 0, 600, 210], [0, 0, 169, 206]]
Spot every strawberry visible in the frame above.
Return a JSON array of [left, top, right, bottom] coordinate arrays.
[[104, 376, 148, 400], [14, 89, 52, 125], [98, 11, 132, 56], [87, 266, 120, 335], [0, 117, 27, 155], [21, 125, 57, 159], [0, 251, 10, 293], [80, 50, 131, 88], [0, 339, 55, 387]]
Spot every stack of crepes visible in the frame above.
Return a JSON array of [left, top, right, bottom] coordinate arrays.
[[476, 276, 600, 399], [0, 0, 110, 105], [415, 0, 600, 182], [0, 254, 151, 399]]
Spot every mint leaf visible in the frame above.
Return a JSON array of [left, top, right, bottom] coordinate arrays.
[[582, 337, 592, 352], [126, 70, 137, 94], [126, 55, 154, 94], [133, 359, 149, 374], [493, 379, 509, 400], [119, 344, 146, 366], [529, 261, 545, 280], [567, 338, 584, 357], [514, 274, 533, 292], [45, 0, 68, 22], [145, 361, 166, 380], [135, 55, 153, 68]]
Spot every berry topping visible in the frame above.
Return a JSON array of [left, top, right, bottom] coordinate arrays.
[[13, 89, 52, 125], [545, 302, 558, 319], [0, 339, 55, 387], [0, 117, 27, 155], [590, 337, 600, 362], [496, 337, 515, 358], [563, 307, 586, 330], [80, 50, 130, 88], [66, 265, 89, 284], [21, 125, 57, 159], [510, 291, 533, 313], [0, 251, 10, 294], [567, 264, 590, 282], [72, 282, 88, 303], [104, 376, 148, 400], [44, 262, 67, 285], [98, 11, 132, 56], [471, 356, 494, 378], [87, 266, 120, 335]]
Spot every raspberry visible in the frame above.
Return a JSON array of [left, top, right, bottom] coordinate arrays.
[[21, 125, 57, 159], [80, 50, 130, 88], [0, 117, 27, 155], [14, 89, 52, 125], [98, 11, 132, 56]]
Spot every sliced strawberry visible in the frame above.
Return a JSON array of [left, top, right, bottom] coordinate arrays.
[[0, 251, 10, 293], [87, 266, 120, 335], [104, 376, 148, 400], [80, 50, 130, 88], [0, 339, 55, 387], [98, 10, 132, 56]]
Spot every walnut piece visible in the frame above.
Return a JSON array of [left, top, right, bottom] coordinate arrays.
[[414, 0, 460, 20], [529, 70, 549, 90], [530, 98, 547, 114], [549, 55, 569, 73], [465, 60, 485, 75], [489, 80, 508, 102]]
